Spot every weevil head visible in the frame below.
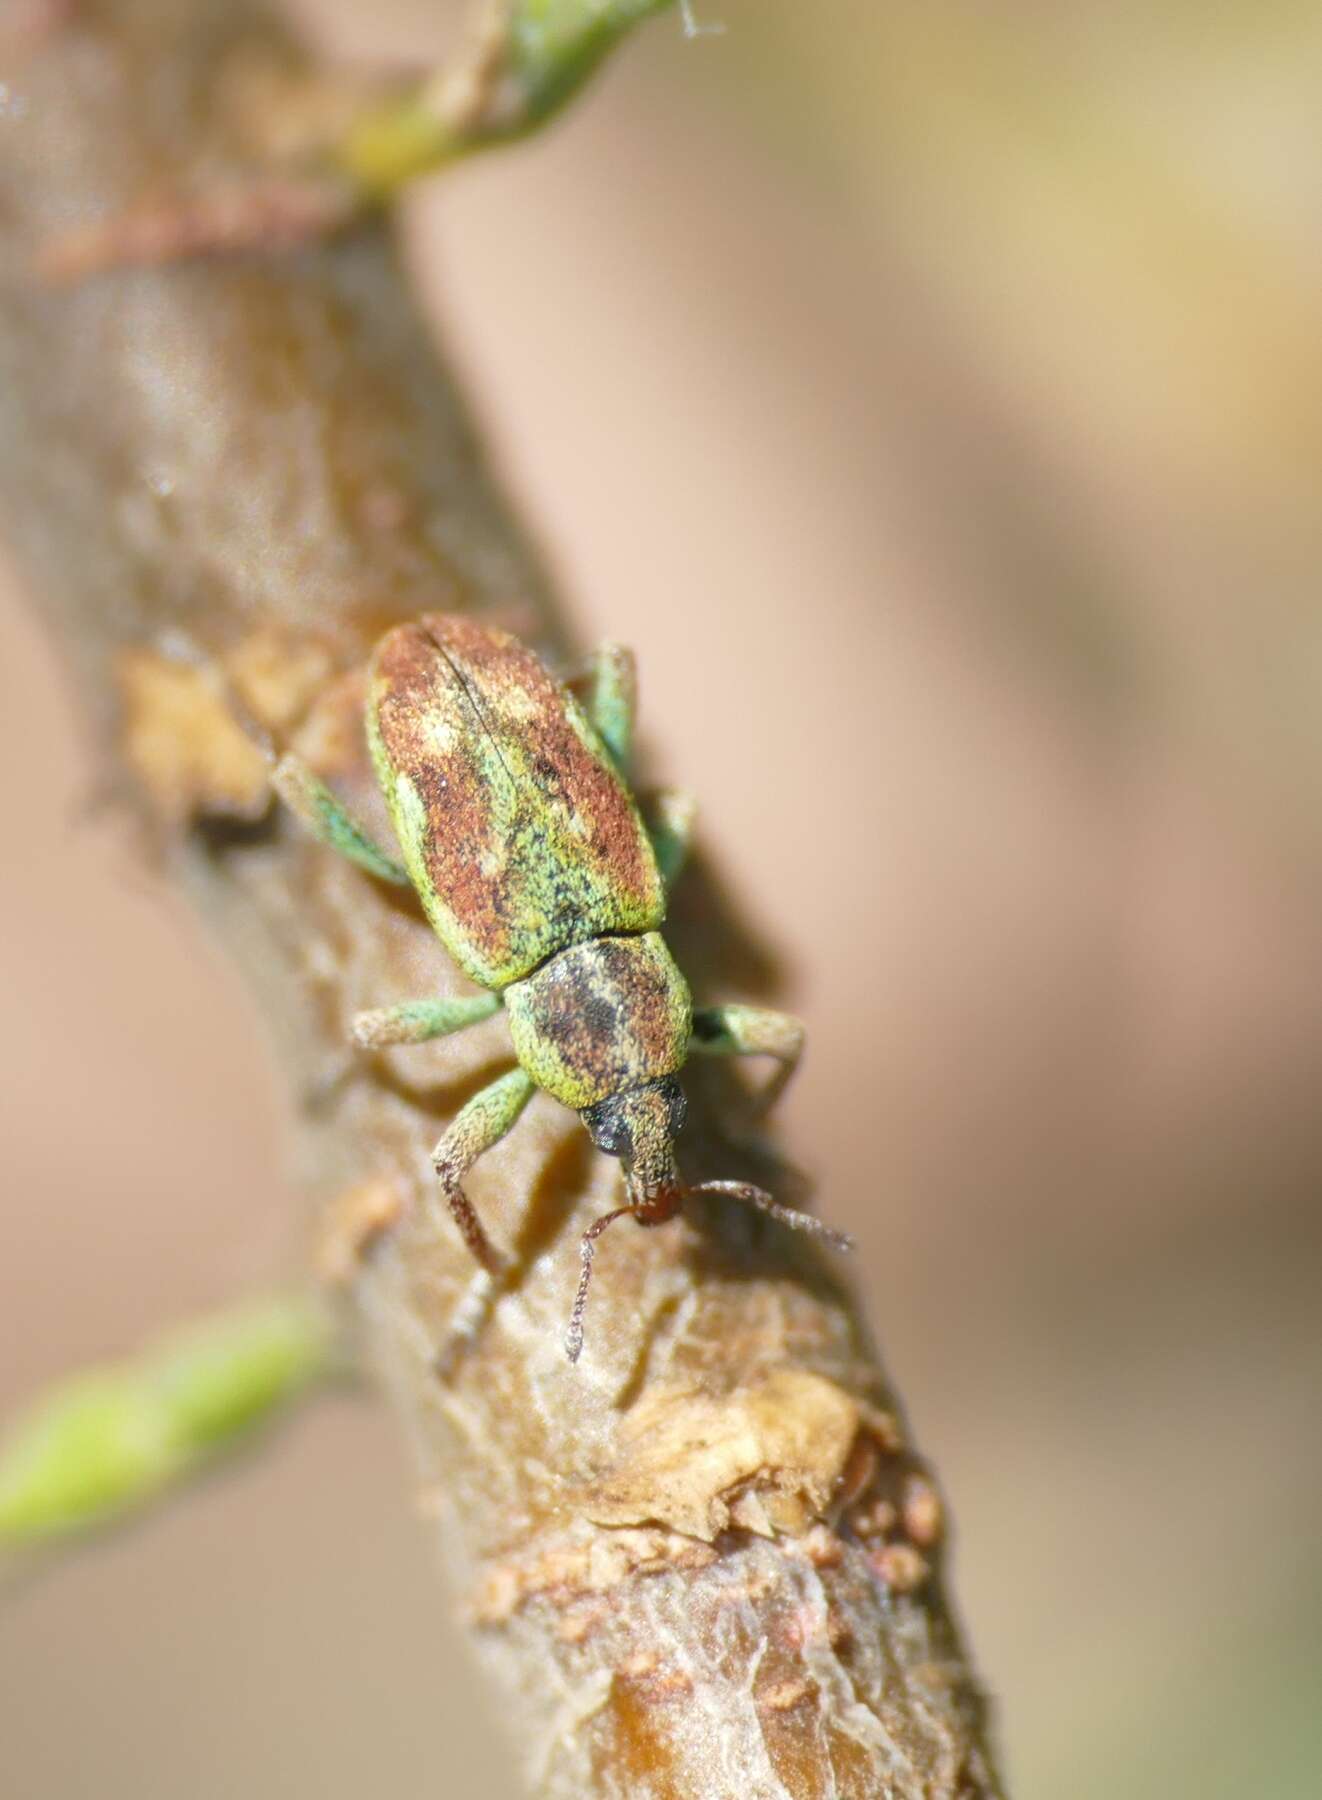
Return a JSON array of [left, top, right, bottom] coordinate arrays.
[[566, 1072, 853, 1364], [580, 1075, 688, 1199]]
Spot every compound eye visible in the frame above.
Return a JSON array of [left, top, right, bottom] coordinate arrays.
[[660, 1078, 688, 1140], [580, 1096, 631, 1159]]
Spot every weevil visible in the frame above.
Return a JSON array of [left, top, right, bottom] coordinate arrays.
[[274, 615, 850, 1361]]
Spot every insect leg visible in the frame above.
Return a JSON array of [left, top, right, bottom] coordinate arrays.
[[430, 1068, 535, 1273], [689, 1004, 805, 1113], [647, 787, 697, 892], [581, 641, 637, 771], [352, 991, 501, 1049], [272, 754, 410, 885]]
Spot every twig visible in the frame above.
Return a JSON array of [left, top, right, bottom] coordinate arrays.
[[0, 0, 1004, 1793]]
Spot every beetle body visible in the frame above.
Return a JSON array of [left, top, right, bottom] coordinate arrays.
[[275, 613, 848, 1360]]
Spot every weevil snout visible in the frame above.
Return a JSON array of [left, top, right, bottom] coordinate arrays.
[[579, 1075, 688, 1187]]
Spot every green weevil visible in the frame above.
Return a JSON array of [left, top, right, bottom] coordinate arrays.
[[274, 614, 850, 1361]]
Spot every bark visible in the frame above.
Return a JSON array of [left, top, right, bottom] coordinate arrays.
[[0, 1, 1004, 1794]]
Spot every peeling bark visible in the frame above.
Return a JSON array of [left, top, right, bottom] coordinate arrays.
[[0, 1, 1004, 1793]]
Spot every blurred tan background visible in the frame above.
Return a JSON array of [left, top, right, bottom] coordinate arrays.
[[5, 1, 1322, 1794]]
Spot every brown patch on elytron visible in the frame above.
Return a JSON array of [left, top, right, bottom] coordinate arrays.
[[370, 614, 661, 988]]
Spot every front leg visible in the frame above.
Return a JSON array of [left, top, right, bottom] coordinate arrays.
[[689, 1004, 805, 1113], [429, 1067, 536, 1273], [273, 753, 410, 886]]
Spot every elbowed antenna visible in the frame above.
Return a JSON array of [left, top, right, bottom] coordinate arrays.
[[684, 1182, 855, 1255]]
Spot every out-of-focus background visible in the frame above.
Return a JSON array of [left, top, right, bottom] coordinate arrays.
[[4, 2, 1322, 1795]]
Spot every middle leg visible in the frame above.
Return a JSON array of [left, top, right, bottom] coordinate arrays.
[[352, 990, 501, 1049], [689, 1004, 805, 1113]]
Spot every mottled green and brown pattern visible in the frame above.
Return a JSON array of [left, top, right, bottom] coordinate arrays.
[[367, 615, 662, 989], [505, 932, 691, 1109], [275, 614, 846, 1360]]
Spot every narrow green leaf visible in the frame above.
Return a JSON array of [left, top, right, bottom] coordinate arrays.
[[0, 1295, 334, 1549]]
